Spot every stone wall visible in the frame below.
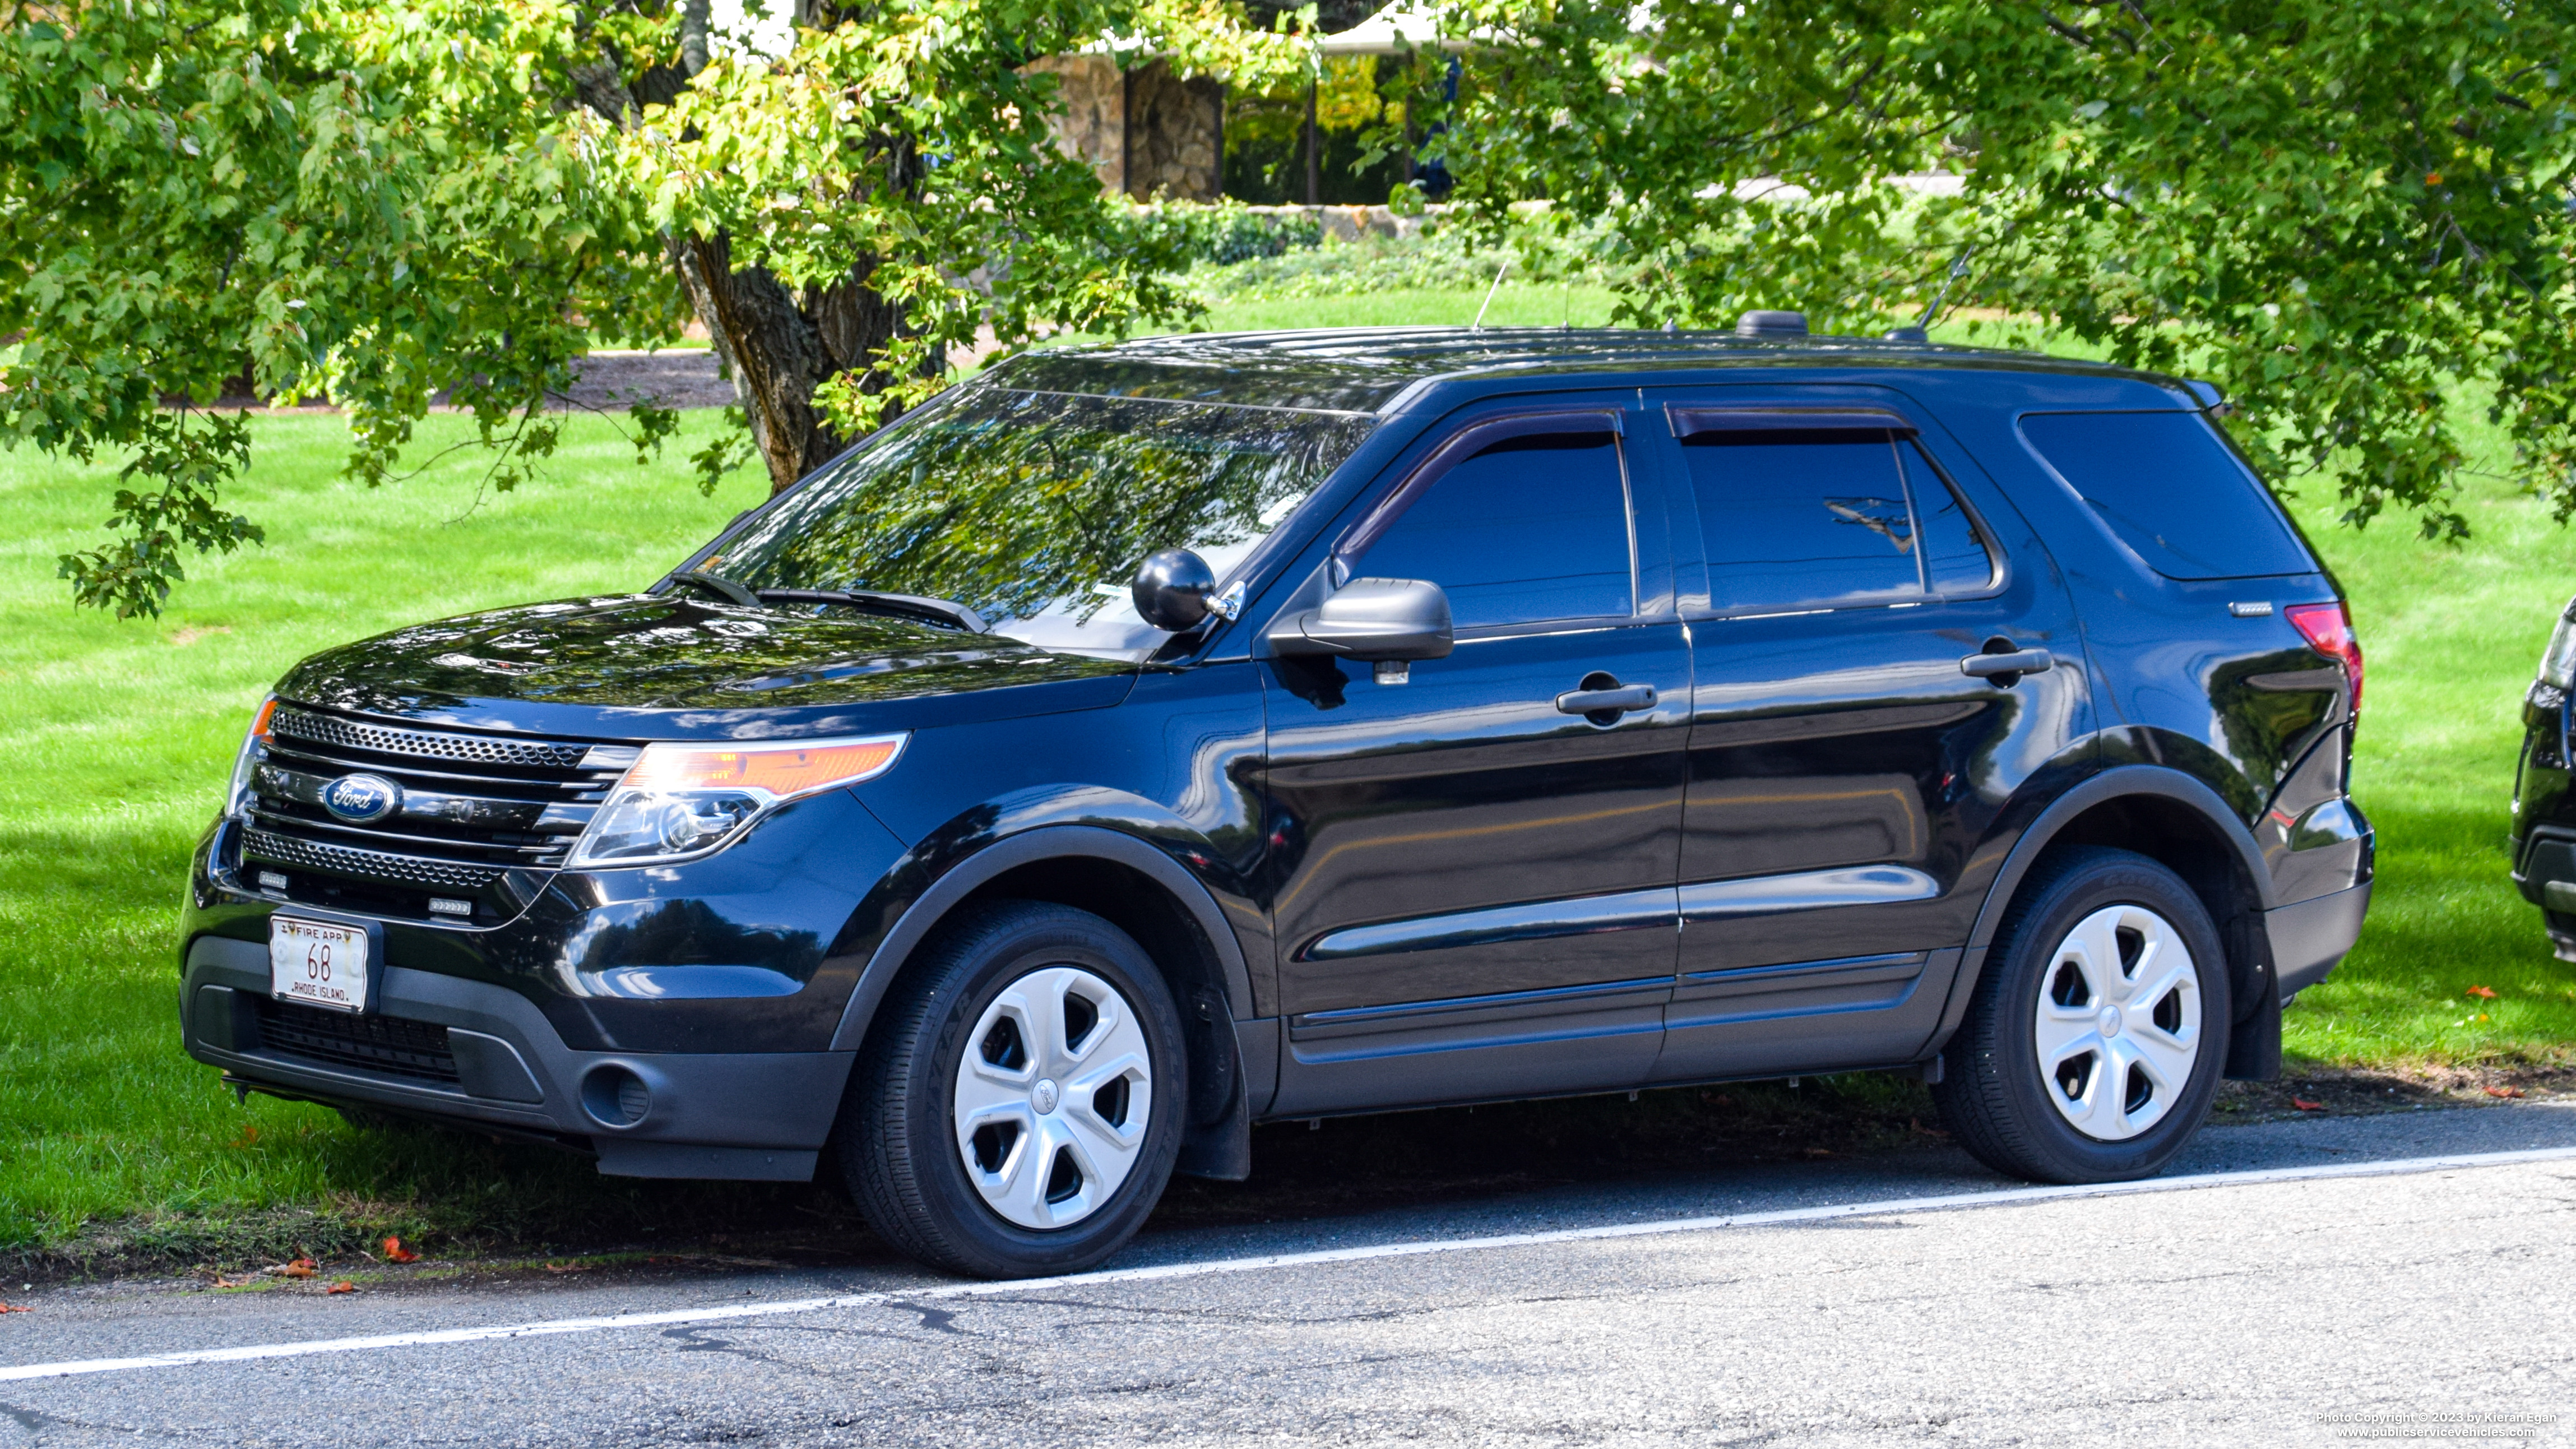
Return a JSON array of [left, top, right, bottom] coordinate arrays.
[[1122, 63, 1223, 202], [1028, 53, 1125, 194], [1030, 55, 1222, 202]]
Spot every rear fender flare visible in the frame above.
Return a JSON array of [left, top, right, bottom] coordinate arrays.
[[1931, 765, 2277, 1050]]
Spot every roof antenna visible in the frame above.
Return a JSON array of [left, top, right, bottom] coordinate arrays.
[[1897, 245, 1974, 342], [1471, 257, 1511, 332]]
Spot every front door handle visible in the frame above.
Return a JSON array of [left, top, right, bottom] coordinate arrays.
[[1961, 647, 2054, 679], [1557, 683, 1657, 717]]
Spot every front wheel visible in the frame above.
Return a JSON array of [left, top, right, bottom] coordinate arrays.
[[838, 901, 1187, 1278], [1933, 847, 2230, 1183]]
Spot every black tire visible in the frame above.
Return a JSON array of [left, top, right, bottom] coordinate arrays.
[[1931, 847, 2231, 1183], [838, 900, 1187, 1278]]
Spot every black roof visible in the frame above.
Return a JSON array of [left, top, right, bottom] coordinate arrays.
[[997, 326, 2156, 415]]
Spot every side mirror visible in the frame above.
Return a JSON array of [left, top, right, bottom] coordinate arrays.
[[1269, 577, 1454, 661], [1131, 549, 1218, 632]]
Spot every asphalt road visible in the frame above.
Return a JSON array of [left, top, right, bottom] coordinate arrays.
[[7, 1102, 2576, 1447]]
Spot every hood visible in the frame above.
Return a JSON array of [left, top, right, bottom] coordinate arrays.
[[272, 594, 1138, 741]]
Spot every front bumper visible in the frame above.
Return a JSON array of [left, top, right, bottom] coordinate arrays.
[[2514, 825, 2576, 907], [179, 787, 913, 1181], [183, 934, 853, 1180]]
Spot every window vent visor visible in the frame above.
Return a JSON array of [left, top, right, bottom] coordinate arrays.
[[1667, 408, 1918, 444]]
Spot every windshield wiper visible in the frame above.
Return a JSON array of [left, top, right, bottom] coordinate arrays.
[[757, 588, 990, 635], [668, 570, 988, 633], [668, 569, 760, 607]]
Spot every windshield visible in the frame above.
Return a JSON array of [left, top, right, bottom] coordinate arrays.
[[703, 379, 1378, 655]]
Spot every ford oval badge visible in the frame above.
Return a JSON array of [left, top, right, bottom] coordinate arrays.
[[320, 773, 402, 823]]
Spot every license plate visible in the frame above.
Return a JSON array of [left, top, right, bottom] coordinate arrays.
[[270, 917, 369, 1013]]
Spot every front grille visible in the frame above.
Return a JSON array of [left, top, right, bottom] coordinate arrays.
[[242, 830, 504, 891], [239, 706, 632, 907], [272, 709, 592, 771], [250, 997, 461, 1084]]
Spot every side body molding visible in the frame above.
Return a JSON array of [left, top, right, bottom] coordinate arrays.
[[827, 823, 1259, 1054], [1929, 764, 2279, 1050]]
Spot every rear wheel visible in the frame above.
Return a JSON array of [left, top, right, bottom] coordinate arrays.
[[838, 901, 1185, 1277], [1933, 848, 2230, 1183]]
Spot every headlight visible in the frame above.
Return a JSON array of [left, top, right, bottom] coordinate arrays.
[[2542, 597, 2576, 689], [569, 734, 908, 868], [226, 696, 277, 821]]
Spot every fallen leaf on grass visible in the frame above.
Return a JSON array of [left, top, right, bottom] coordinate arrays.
[[326, 1281, 355, 1295], [2467, 985, 2499, 999], [227, 1126, 259, 1149], [2486, 1085, 2527, 1099], [381, 1237, 420, 1263], [2292, 1098, 2327, 1112], [269, 1259, 317, 1280], [212, 1276, 255, 1289]]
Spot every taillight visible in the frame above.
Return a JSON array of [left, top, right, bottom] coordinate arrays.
[[2286, 601, 2362, 714]]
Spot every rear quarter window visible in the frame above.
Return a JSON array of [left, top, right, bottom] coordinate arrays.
[[2016, 411, 2315, 580]]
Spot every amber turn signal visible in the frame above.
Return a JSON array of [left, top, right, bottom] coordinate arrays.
[[620, 735, 907, 801]]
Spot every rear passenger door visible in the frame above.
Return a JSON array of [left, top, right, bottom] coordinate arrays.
[[1639, 388, 2091, 1081], [1261, 397, 1692, 1114]]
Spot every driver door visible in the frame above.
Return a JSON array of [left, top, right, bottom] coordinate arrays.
[[1261, 400, 1693, 1115]]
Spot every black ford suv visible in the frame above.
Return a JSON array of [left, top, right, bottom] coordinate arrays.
[[182, 324, 2373, 1277], [2515, 598, 2576, 957]]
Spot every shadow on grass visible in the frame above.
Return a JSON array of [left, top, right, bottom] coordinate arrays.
[[0, 820, 202, 920]]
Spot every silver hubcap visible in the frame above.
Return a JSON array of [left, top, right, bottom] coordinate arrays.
[[953, 966, 1152, 1229], [2033, 904, 2202, 1141]]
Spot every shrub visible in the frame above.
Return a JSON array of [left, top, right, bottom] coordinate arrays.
[[1123, 200, 1324, 268]]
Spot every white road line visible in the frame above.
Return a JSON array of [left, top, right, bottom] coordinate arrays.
[[8, 1142, 2575, 1385]]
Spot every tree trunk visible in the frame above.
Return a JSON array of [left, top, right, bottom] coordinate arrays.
[[670, 238, 922, 494], [1304, 79, 1321, 206], [596, 0, 926, 497]]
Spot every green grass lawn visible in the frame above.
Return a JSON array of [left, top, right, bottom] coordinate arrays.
[[0, 411, 773, 1260], [2269, 469, 2576, 1062], [2, 302, 2570, 1262]]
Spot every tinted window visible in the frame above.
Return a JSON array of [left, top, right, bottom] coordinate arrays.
[[1679, 432, 1984, 612], [2018, 411, 2313, 579], [1356, 433, 1634, 628]]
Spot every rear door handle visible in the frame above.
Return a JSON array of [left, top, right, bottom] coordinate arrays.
[[1556, 684, 1657, 716], [1961, 648, 2054, 679]]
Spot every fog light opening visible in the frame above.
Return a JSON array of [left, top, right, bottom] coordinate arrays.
[[581, 1064, 651, 1129]]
